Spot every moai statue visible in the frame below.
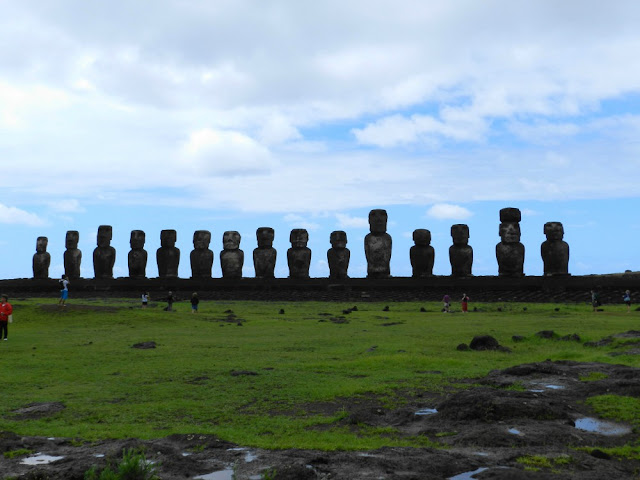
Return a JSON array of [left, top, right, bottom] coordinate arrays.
[[32, 236, 51, 279], [157, 229, 180, 278], [220, 231, 244, 279], [410, 229, 434, 277], [449, 224, 473, 277], [364, 209, 392, 278], [190, 230, 213, 278], [287, 229, 311, 279], [64, 230, 82, 279], [541, 221, 569, 276], [253, 227, 276, 278], [93, 225, 116, 279], [327, 230, 350, 279], [496, 208, 525, 277], [128, 230, 147, 279]]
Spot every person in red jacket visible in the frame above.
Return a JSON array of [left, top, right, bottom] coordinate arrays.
[[0, 294, 13, 341]]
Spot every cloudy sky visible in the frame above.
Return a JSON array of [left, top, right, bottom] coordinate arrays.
[[1, 1, 639, 280]]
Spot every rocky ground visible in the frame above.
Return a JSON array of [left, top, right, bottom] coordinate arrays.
[[2, 334, 640, 479]]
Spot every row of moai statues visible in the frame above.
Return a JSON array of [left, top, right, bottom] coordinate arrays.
[[31, 208, 569, 280]]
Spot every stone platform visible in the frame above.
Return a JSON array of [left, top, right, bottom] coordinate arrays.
[[1, 273, 638, 304]]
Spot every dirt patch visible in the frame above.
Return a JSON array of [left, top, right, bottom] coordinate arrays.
[[10, 402, 66, 420], [2, 360, 640, 479]]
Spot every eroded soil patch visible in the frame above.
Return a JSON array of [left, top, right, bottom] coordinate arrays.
[[2, 361, 640, 479]]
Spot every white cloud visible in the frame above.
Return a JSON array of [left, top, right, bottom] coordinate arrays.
[[426, 204, 473, 220], [283, 214, 320, 231], [353, 110, 488, 147], [182, 128, 275, 176], [47, 199, 85, 213], [335, 213, 369, 229], [0, 204, 47, 226]]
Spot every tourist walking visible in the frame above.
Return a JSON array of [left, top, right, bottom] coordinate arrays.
[[165, 291, 175, 311], [442, 294, 451, 313], [623, 290, 631, 313], [58, 275, 69, 306], [591, 289, 601, 312], [191, 292, 200, 314], [141, 292, 149, 309], [461, 293, 470, 313], [0, 294, 13, 341]]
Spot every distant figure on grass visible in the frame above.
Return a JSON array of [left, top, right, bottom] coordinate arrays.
[[591, 289, 601, 313], [141, 292, 149, 309], [58, 275, 70, 307], [623, 290, 631, 313], [461, 293, 470, 313], [442, 294, 451, 313], [0, 294, 13, 341], [165, 291, 175, 312], [191, 292, 199, 314]]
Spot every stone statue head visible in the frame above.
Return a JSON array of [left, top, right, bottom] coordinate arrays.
[[97, 225, 112, 247], [223, 231, 241, 250], [130, 230, 145, 249], [544, 222, 564, 241], [36, 236, 48, 253], [160, 229, 177, 247], [193, 230, 211, 249], [256, 227, 275, 248], [368, 209, 388, 234], [499, 208, 521, 244], [290, 229, 309, 248], [412, 229, 431, 246], [330, 231, 347, 249], [451, 224, 470, 245], [65, 230, 79, 249], [499, 222, 521, 244]]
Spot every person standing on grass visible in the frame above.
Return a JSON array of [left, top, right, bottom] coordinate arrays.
[[191, 292, 200, 314], [58, 275, 69, 306], [591, 289, 601, 312], [0, 294, 13, 341], [461, 293, 470, 313], [442, 294, 451, 313], [141, 292, 149, 309], [623, 290, 631, 313], [165, 291, 175, 311]]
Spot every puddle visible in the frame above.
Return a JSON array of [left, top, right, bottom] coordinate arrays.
[[508, 428, 521, 435], [94, 454, 105, 458], [193, 469, 234, 480], [473, 452, 490, 457], [227, 447, 257, 462], [415, 408, 438, 415], [529, 383, 565, 392], [448, 467, 488, 479], [182, 452, 192, 456], [575, 417, 632, 436], [20, 453, 64, 465]]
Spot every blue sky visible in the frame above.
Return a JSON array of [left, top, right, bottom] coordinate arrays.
[[1, 1, 639, 280]]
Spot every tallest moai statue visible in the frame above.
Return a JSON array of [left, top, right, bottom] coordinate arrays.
[[496, 208, 524, 277]]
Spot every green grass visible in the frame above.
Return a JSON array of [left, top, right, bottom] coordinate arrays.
[[0, 298, 638, 450], [84, 448, 159, 480]]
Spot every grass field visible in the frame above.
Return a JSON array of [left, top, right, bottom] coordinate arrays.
[[0, 297, 638, 450]]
